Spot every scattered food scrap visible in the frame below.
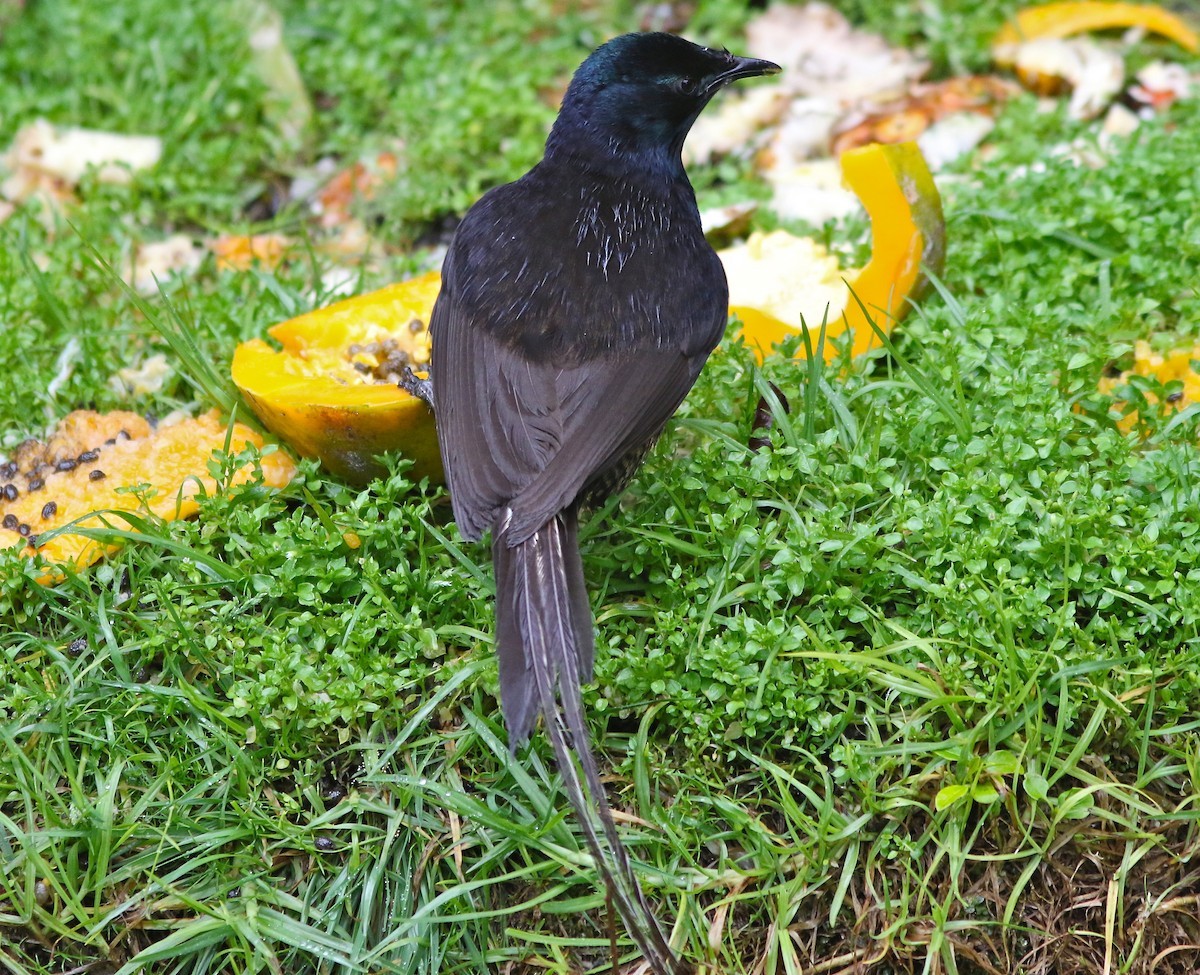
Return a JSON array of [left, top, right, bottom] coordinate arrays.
[[993, 1, 1198, 119], [1007, 36, 1127, 118], [992, 1, 1198, 53], [689, 0, 1196, 238], [687, 1, 931, 172], [0, 408, 296, 578], [1128, 60, 1192, 111], [311, 150, 400, 229], [0, 118, 161, 214], [685, 85, 791, 165], [916, 111, 1003, 170], [746, 1, 928, 101], [1101, 340, 1200, 429], [1100, 101, 1141, 142], [210, 232, 294, 272], [699, 201, 758, 242], [107, 353, 172, 399], [638, 0, 696, 34], [726, 141, 945, 362], [720, 230, 852, 339], [45, 336, 82, 402], [207, 151, 401, 277], [756, 156, 862, 226], [128, 234, 204, 294], [831, 75, 1017, 157]]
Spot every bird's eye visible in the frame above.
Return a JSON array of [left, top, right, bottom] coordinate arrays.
[[674, 76, 698, 95]]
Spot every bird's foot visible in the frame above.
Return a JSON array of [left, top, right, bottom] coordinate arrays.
[[398, 367, 434, 407]]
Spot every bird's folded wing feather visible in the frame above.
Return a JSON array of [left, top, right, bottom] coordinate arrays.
[[432, 288, 704, 544]]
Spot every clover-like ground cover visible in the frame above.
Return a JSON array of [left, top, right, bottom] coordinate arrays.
[[2, 1, 1200, 972]]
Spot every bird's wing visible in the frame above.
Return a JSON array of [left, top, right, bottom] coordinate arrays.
[[432, 284, 706, 543], [502, 343, 702, 543]]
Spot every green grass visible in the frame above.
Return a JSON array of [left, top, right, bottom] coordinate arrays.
[[4, 0, 1200, 972]]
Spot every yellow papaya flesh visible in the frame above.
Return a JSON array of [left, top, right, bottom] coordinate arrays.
[[231, 271, 442, 486], [0, 408, 296, 579], [1100, 340, 1200, 430]]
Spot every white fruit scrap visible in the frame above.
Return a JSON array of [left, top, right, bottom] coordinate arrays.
[[745, 2, 927, 101], [1128, 60, 1192, 111], [1, 119, 162, 212], [917, 113, 998, 170], [128, 235, 204, 295], [756, 158, 861, 226], [1004, 37, 1125, 119], [686, 2, 928, 169], [108, 353, 173, 399], [719, 229, 857, 330]]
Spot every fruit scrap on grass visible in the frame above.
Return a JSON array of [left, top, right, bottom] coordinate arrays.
[[992, 2, 1198, 55], [313, 151, 400, 229], [831, 76, 1017, 157], [210, 233, 294, 272], [724, 140, 946, 362], [127, 235, 205, 295], [0, 408, 295, 579], [232, 270, 442, 486], [721, 230, 854, 345], [1100, 341, 1200, 430], [0, 119, 162, 218], [992, 2, 1199, 119]]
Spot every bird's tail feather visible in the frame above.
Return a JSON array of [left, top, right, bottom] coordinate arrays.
[[498, 511, 684, 975], [494, 508, 594, 746]]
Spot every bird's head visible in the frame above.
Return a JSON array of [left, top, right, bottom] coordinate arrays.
[[546, 32, 780, 178]]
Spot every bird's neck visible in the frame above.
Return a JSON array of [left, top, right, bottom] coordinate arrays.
[[543, 112, 692, 190]]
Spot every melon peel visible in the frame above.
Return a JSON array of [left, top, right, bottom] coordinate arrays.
[[992, 2, 1199, 63], [232, 271, 441, 486], [0, 408, 296, 581], [727, 140, 946, 362]]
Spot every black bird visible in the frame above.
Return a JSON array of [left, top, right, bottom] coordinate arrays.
[[424, 31, 779, 975]]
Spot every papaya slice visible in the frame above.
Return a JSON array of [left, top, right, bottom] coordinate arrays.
[[0, 408, 296, 579], [231, 270, 442, 486], [993, 2, 1198, 61], [728, 140, 946, 361]]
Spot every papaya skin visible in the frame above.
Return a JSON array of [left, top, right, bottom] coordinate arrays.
[[731, 140, 946, 362], [992, 2, 1198, 59]]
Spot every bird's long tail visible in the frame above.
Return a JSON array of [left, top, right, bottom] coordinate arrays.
[[493, 509, 685, 975]]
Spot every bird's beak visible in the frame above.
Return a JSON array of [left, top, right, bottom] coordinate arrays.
[[703, 55, 782, 95]]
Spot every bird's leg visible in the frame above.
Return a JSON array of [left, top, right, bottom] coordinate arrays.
[[397, 366, 434, 408]]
